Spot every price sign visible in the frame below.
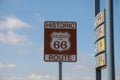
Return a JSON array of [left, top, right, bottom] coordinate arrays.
[[95, 24, 105, 40], [44, 21, 77, 62], [95, 38, 105, 54], [94, 10, 106, 69], [96, 53, 106, 68], [95, 10, 105, 27]]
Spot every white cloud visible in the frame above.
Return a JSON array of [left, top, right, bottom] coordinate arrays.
[[83, 76, 94, 80], [63, 77, 95, 80], [26, 74, 56, 80], [0, 16, 30, 30], [72, 65, 89, 71], [2, 74, 56, 80], [3, 77, 25, 80], [1, 74, 96, 80], [0, 31, 32, 45], [0, 63, 16, 70], [0, 16, 33, 46], [63, 77, 74, 80]]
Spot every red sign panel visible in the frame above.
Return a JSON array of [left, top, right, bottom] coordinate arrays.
[[44, 21, 77, 62]]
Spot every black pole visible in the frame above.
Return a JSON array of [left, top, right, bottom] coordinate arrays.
[[95, 0, 100, 15], [95, 0, 101, 80], [59, 62, 62, 80], [96, 69, 101, 80]]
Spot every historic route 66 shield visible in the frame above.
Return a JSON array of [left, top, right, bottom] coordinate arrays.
[[50, 32, 71, 52]]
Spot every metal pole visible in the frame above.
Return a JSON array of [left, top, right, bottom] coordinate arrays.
[[59, 62, 62, 80], [106, 0, 115, 80], [95, 0, 100, 15], [96, 69, 101, 80], [95, 0, 101, 80]]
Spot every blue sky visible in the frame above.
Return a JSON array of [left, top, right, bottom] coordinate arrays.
[[0, 0, 119, 80]]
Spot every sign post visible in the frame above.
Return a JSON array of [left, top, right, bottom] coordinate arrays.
[[95, 10, 106, 68], [44, 21, 77, 80], [95, 1, 101, 80], [95, 0, 115, 80], [106, 0, 115, 80], [95, 9, 106, 80], [59, 62, 62, 80]]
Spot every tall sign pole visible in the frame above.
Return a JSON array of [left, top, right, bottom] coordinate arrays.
[[95, 0, 100, 15], [95, 0, 101, 80], [106, 0, 115, 80], [59, 62, 62, 80], [44, 21, 77, 80]]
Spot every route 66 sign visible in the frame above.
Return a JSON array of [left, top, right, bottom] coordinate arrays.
[[44, 21, 77, 62], [50, 32, 71, 52]]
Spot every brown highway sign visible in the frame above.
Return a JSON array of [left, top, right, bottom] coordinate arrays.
[[44, 21, 77, 62]]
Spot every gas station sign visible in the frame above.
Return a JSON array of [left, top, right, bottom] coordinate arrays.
[[94, 10, 106, 69], [96, 53, 106, 68], [44, 21, 77, 62], [95, 10, 104, 28], [95, 24, 105, 40], [95, 38, 105, 54]]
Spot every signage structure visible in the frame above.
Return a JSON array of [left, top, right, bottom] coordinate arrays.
[[95, 24, 105, 40], [95, 38, 105, 54], [95, 10, 104, 28], [96, 52, 106, 68], [44, 21, 77, 62], [95, 10, 106, 68]]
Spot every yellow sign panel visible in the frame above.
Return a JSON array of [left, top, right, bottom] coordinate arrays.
[[96, 53, 106, 68], [95, 38, 105, 54], [95, 10, 104, 27], [95, 24, 105, 40]]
